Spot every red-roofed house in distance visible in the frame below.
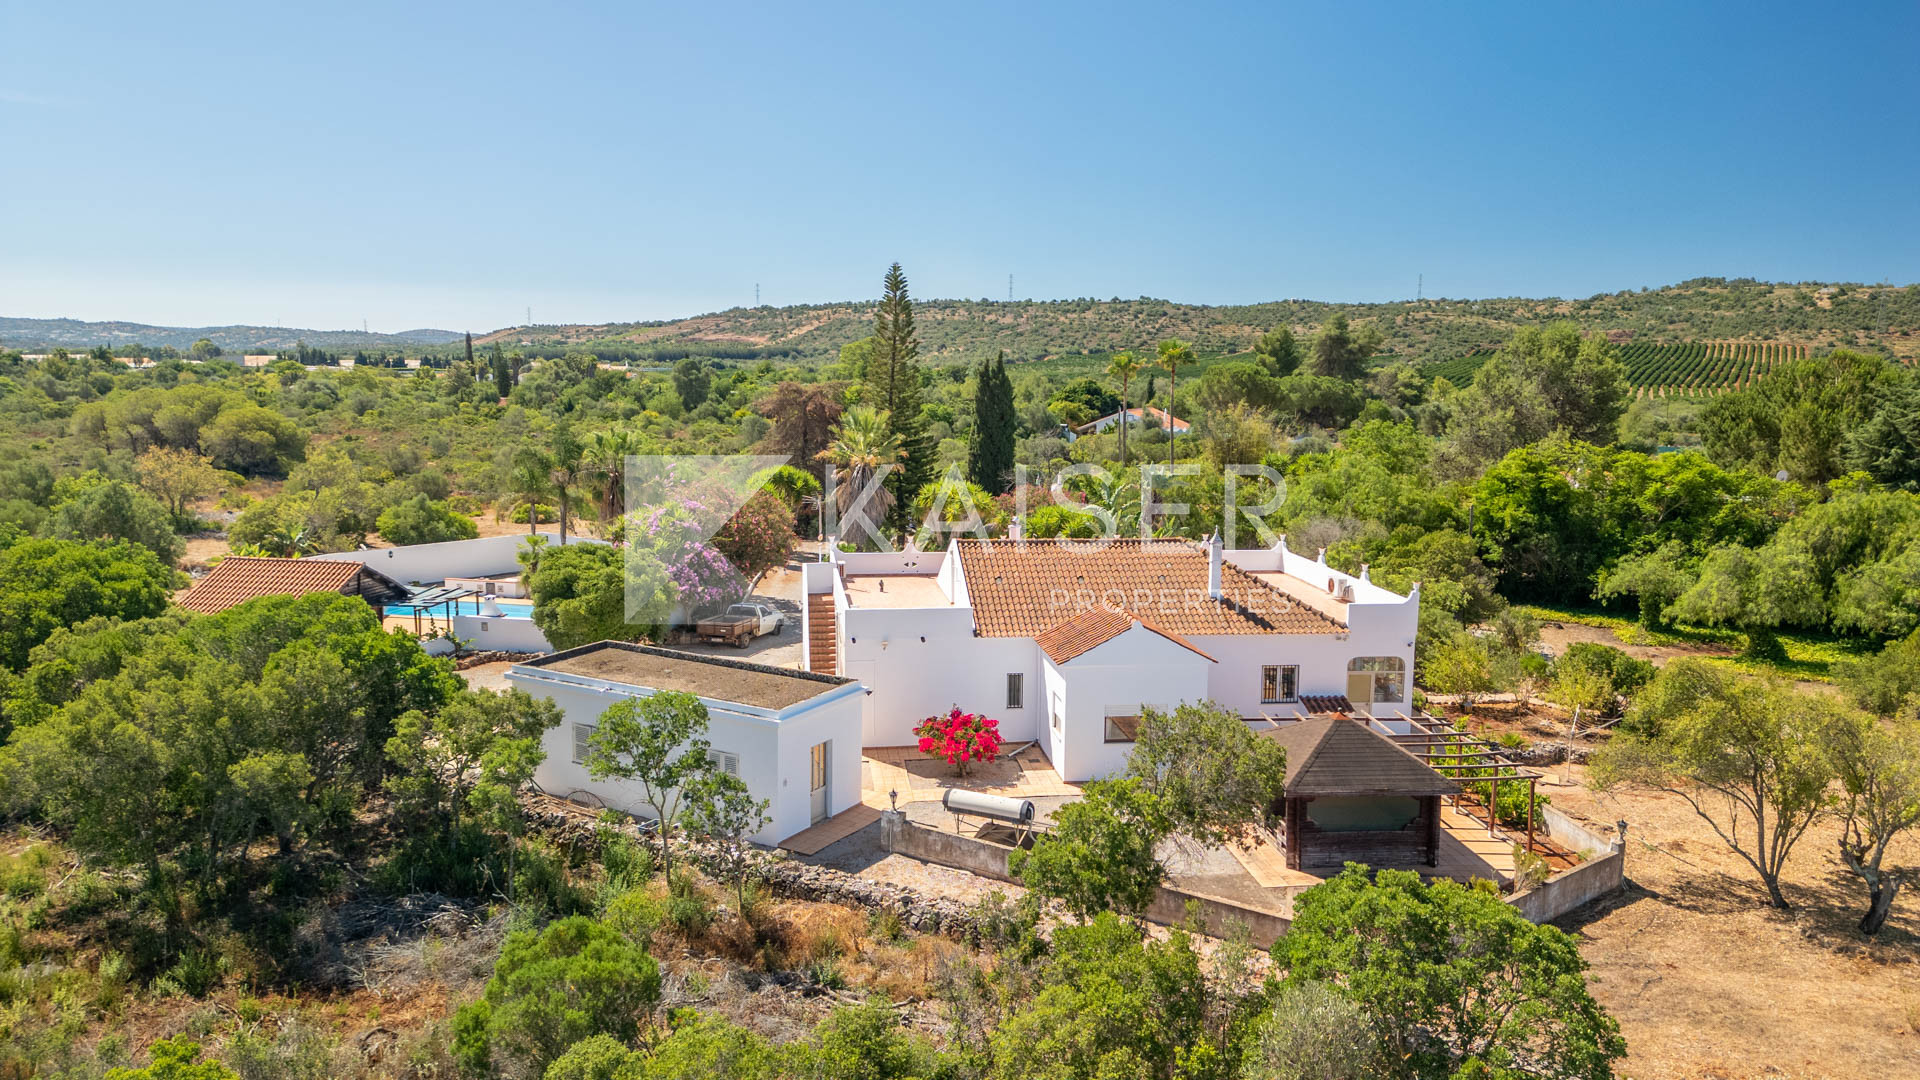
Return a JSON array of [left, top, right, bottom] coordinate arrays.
[[801, 534, 1420, 781]]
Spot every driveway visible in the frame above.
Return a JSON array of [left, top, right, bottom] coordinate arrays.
[[667, 559, 808, 669]]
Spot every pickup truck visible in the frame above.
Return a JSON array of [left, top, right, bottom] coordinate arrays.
[[692, 602, 786, 648]]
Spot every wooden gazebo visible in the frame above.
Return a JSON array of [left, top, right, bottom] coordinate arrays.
[[1260, 715, 1461, 870]]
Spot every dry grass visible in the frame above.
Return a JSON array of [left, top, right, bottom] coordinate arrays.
[[1551, 767, 1920, 1079]]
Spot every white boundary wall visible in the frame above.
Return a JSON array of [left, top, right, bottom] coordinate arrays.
[[312, 532, 607, 587]]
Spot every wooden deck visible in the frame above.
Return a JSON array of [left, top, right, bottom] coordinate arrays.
[[777, 804, 881, 855]]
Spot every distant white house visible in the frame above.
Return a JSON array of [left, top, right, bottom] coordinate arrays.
[[508, 642, 864, 844], [802, 535, 1419, 782], [1075, 406, 1190, 436]]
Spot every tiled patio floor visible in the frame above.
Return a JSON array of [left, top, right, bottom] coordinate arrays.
[[860, 743, 1080, 809]]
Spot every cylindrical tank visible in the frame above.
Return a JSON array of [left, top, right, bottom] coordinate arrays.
[[942, 789, 1035, 823]]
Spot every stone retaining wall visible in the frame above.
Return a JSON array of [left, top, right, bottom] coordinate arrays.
[[881, 812, 1291, 946]]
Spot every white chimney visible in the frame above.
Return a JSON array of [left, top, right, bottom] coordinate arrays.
[[1207, 529, 1224, 600]]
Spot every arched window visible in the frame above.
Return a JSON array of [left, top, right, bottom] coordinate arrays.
[[1347, 656, 1406, 704]]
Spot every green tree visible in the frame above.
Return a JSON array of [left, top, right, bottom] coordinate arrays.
[[1442, 324, 1629, 472], [684, 770, 771, 909], [135, 447, 227, 521], [549, 419, 589, 542], [1253, 324, 1303, 378], [1240, 980, 1384, 1080], [1593, 661, 1836, 909], [376, 493, 480, 545], [1421, 630, 1496, 711], [969, 351, 1017, 494], [1010, 777, 1168, 920], [527, 543, 641, 650], [584, 690, 716, 882], [1666, 542, 1821, 658], [867, 263, 931, 530], [673, 359, 712, 410], [1126, 701, 1287, 844], [49, 480, 184, 564], [0, 538, 178, 671], [1273, 866, 1624, 1080], [988, 914, 1223, 1080], [1308, 313, 1379, 381], [384, 688, 560, 846], [1823, 711, 1920, 935], [198, 403, 307, 475], [1594, 540, 1694, 627], [452, 916, 662, 1078], [1847, 378, 1920, 491], [512, 446, 555, 535], [1839, 628, 1920, 721], [808, 998, 932, 1080]]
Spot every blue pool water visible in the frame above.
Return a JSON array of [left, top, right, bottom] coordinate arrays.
[[398, 596, 535, 620]]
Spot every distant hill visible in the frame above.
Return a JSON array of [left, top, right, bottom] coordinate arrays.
[[476, 278, 1918, 365], [0, 316, 463, 352]]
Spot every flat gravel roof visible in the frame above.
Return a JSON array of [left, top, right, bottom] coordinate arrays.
[[520, 641, 855, 710]]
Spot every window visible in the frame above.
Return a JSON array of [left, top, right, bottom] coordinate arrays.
[[1103, 714, 1140, 743], [1050, 692, 1063, 732], [1347, 656, 1406, 703], [571, 722, 595, 765], [708, 749, 740, 777], [1006, 672, 1025, 709], [1261, 664, 1299, 703]]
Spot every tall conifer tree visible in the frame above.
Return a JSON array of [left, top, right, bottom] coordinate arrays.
[[866, 263, 930, 531], [969, 351, 1017, 494]]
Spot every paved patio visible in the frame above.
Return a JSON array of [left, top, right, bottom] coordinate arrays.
[[860, 742, 1080, 811]]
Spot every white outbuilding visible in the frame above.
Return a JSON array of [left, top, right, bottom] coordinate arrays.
[[507, 642, 864, 845]]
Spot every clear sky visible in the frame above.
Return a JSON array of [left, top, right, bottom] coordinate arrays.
[[3, 1, 1916, 333]]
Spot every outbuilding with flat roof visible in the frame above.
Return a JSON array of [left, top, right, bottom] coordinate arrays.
[[506, 642, 863, 845]]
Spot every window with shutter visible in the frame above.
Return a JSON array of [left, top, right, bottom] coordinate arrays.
[[571, 723, 595, 765], [708, 750, 740, 777]]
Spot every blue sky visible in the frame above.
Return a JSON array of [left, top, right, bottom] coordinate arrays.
[[2, 1, 1915, 332]]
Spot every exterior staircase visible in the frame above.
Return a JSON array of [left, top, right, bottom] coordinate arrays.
[[805, 592, 838, 674]]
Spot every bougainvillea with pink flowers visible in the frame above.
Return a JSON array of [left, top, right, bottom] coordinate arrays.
[[914, 707, 1003, 777]]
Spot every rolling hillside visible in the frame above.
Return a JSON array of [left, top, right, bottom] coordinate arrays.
[[1424, 341, 1829, 397], [0, 316, 462, 352], [476, 278, 1919, 366]]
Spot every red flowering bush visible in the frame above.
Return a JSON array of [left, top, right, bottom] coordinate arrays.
[[914, 707, 1003, 776]]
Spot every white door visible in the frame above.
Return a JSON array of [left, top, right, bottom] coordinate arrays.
[[809, 740, 830, 824]]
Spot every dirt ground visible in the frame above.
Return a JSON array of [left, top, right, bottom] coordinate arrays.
[[1550, 766, 1920, 1079], [1537, 621, 1735, 665]]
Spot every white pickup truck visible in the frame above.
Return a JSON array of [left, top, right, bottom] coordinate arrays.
[[692, 602, 787, 647]]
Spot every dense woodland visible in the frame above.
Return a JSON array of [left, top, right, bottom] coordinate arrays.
[[2, 268, 1920, 1078]]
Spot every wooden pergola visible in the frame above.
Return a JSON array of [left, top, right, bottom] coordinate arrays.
[[1364, 712, 1546, 854]]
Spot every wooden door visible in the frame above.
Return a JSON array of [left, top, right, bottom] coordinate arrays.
[[809, 740, 830, 824]]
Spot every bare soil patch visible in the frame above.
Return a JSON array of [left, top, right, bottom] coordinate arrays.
[[1537, 621, 1735, 665], [1551, 767, 1920, 1079]]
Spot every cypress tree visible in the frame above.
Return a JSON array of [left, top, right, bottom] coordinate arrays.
[[969, 351, 1017, 494], [866, 263, 931, 532]]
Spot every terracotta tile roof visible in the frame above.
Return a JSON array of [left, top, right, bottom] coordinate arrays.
[[1034, 608, 1218, 665], [954, 538, 1343, 637], [1299, 694, 1355, 715], [1261, 716, 1460, 798], [178, 556, 406, 614]]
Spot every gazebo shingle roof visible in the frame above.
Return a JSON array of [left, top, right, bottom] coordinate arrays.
[[1261, 716, 1460, 798], [954, 538, 1344, 637]]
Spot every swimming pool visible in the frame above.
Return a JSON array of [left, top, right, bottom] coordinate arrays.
[[392, 595, 535, 620]]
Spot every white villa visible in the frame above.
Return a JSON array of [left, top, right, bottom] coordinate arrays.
[[1075, 406, 1190, 436], [802, 535, 1420, 782]]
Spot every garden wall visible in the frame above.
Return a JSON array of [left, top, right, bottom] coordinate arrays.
[[1506, 807, 1627, 924], [880, 812, 1292, 947]]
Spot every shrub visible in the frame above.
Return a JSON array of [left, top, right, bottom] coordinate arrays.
[[452, 916, 661, 1078], [375, 494, 479, 546], [913, 707, 1002, 777], [103, 1036, 239, 1079]]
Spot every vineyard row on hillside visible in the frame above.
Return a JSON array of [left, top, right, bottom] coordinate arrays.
[[1422, 341, 1812, 397]]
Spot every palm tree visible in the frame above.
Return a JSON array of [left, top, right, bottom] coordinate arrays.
[[1106, 350, 1142, 465], [260, 521, 319, 558], [510, 447, 552, 536], [816, 405, 904, 551], [583, 428, 646, 521], [1154, 339, 1194, 468], [546, 422, 588, 544]]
